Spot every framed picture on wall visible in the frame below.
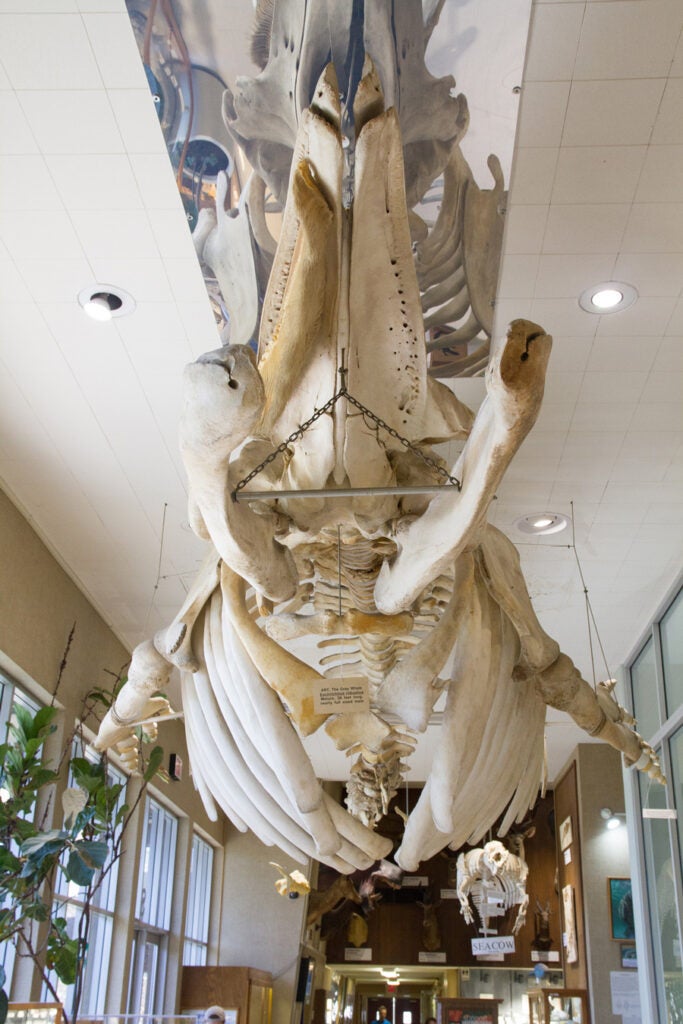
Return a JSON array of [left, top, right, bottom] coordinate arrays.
[[608, 878, 635, 941], [621, 944, 637, 968], [559, 816, 573, 851]]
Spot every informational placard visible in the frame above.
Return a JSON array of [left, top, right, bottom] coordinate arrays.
[[563, 847, 572, 865], [314, 678, 369, 714], [345, 947, 372, 961], [419, 951, 446, 963], [403, 875, 429, 887], [610, 971, 641, 1017], [531, 950, 560, 962], [440, 888, 458, 899], [471, 935, 515, 956]]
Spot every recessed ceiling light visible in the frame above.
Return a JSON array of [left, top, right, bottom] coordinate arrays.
[[78, 284, 135, 321], [579, 281, 638, 315], [515, 513, 570, 536]]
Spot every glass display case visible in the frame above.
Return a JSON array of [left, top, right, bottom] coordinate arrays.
[[527, 988, 590, 1024]]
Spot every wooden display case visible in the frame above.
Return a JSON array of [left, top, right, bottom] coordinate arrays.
[[527, 988, 590, 1024], [180, 965, 272, 1024]]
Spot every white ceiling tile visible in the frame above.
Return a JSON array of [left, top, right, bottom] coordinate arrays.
[[594, 496, 649, 524], [529, 297, 599, 336], [629, 402, 683, 433], [162, 258, 212, 303], [18, 89, 125, 154], [647, 502, 683, 525], [176, 300, 222, 355], [0, 209, 83, 258], [76, 0, 126, 10], [115, 302, 194, 373], [552, 146, 646, 205], [0, 92, 39, 153], [587, 335, 661, 373], [13, 256, 94, 302], [653, 337, 683, 372], [502, 204, 548, 254], [524, 3, 584, 82], [46, 153, 143, 210], [506, 456, 562, 481], [509, 147, 557, 205], [622, 429, 682, 459], [516, 428, 566, 458], [0, 63, 10, 89], [562, 79, 665, 146], [622, 203, 683, 253], [635, 146, 683, 204], [146, 205, 196, 260], [610, 455, 674, 485], [665, 300, 683, 337], [108, 88, 166, 153], [652, 78, 683, 144], [129, 153, 185, 210], [543, 203, 629, 254], [0, 2, 77, 9], [0, 154, 62, 210], [0, 258, 34, 303], [534, 401, 576, 431], [542, 370, 584, 404], [516, 81, 570, 148], [497, 254, 539, 298], [82, 12, 146, 89], [612, 253, 683, 297], [547, 335, 593, 372], [534, 254, 616, 298], [0, 13, 101, 89], [573, 1, 683, 79], [70, 208, 158, 259], [640, 372, 683, 405], [550, 480, 609, 504], [562, 432, 623, 457], [492, 298, 533, 335], [595, 297, 677, 337], [626, 539, 681, 568], [571, 401, 636, 432], [556, 455, 618, 482], [89, 257, 172, 302]]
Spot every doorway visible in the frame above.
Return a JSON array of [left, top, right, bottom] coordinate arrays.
[[367, 996, 421, 1024]]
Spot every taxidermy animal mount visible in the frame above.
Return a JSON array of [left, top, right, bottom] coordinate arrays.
[[95, 47, 662, 874]]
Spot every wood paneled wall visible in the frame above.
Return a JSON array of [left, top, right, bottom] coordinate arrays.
[[322, 793, 560, 968]]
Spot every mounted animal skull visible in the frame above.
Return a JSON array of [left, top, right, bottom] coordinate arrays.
[[94, 51, 662, 875]]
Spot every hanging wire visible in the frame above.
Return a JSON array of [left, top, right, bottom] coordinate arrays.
[[143, 502, 168, 633], [569, 500, 613, 688], [337, 523, 343, 619]]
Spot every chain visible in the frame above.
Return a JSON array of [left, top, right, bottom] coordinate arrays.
[[232, 370, 461, 497]]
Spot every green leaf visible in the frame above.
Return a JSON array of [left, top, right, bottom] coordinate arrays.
[[20, 829, 67, 856], [33, 706, 58, 734], [143, 745, 164, 782], [65, 850, 96, 887], [52, 940, 79, 985], [12, 705, 34, 742], [24, 901, 49, 922], [73, 839, 108, 870]]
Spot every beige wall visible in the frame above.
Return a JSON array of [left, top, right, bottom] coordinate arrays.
[[565, 743, 632, 1024]]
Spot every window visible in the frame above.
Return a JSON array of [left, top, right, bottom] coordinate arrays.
[[183, 834, 214, 965], [43, 740, 127, 1017], [128, 798, 178, 1016], [0, 672, 40, 996]]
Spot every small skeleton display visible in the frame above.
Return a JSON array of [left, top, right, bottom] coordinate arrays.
[[456, 841, 529, 936]]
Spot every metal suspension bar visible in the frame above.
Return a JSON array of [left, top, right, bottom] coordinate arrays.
[[232, 484, 459, 502]]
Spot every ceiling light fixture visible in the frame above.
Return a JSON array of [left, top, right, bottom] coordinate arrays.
[[78, 285, 135, 321], [600, 807, 626, 830], [514, 512, 570, 536], [579, 281, 638, 315]]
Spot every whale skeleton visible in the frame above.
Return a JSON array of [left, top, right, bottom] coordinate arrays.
[[95, 58, 662, 873]]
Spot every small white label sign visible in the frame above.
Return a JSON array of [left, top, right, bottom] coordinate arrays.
[[471, 936, 515, 957], [563, 847, 572, 865], [314, 678, 370, 714], [419, 952, 446, 963], [403, 875, 429, 887], [440, 888, 458, 900], [531, 950, 560, 962], [345, 947, 372, 961]]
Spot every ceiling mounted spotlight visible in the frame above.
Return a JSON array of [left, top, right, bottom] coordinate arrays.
[[579, 281, 638, 315], [515, 512, 570, 536], [78, 285, 135, 322], [600, 807, 625, 830]]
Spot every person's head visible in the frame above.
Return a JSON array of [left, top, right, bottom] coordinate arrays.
[[425, 1017, 437, 1024], [206, 1008, 225, 1024], [378, 1008, 388, 1020]]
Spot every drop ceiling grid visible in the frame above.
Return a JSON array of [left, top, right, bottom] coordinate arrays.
[[0, 6, 220, 642]]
